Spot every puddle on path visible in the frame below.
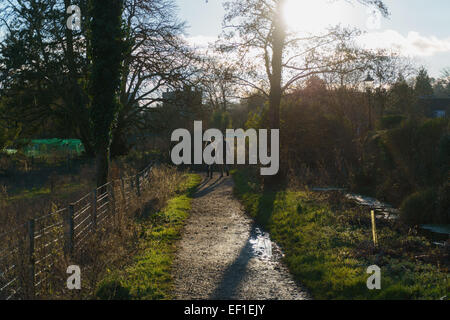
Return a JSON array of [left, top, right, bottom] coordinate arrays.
[[247, 227, 285, 262], [249, 227, 273, 260]]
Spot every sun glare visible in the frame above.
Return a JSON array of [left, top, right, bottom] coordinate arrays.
[[283, 0, 358, 33]]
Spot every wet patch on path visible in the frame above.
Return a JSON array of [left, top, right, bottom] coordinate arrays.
[[172, 176, 309, 300]]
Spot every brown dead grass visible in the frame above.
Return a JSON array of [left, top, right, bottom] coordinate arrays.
[[0, 163, 186, 300]]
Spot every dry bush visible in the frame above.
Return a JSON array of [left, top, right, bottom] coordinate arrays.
[[59, 165, 186, 299], [143, 165, 185, 213], [0, 164, 187, 300]]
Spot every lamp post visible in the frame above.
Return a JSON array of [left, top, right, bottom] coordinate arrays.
[[221, 69, 232, 112], [364, 73, 375, 130]]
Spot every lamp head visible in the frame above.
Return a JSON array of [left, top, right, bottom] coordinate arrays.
[[364, 73, 375, 90]]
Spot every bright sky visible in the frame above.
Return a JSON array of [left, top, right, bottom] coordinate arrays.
[[175, 0, 450, 78]]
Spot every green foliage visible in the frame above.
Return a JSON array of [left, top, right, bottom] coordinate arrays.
[[0, 124, 21, 151], [379, 115, 405, 129], [210, 111, 232, 130], [385, 78, 416, 115], [400, 189, 438, 225], [244, 104, 267, 130], [0, 100, 22, 150], [0, 0, 93, 152], [415, 67, 434, 97], [233, 168, 449, 300], [89, 0, 126, 149], [436, 181, 450, 223], [438, 133, 450, 172], [357, 117, 449, 214], [88, 0, 127, 185], [400, 181, 450, 225], [95, 279, 131, 300], [386, 119, 446, 184], [279, 90, 357, 185]]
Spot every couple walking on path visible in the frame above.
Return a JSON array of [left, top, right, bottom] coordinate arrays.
[[205, 136, 230, 179]]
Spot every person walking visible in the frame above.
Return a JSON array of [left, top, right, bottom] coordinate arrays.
[[204, 136, 230, 178], [220, 135, 230, 177], [204, 138, 215, 179]]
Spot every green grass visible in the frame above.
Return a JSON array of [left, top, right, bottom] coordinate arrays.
[[95, 173, 201, 300], [232, 168, 449, 300]]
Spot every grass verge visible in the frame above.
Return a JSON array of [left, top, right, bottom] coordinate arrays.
[[95, 173, 201, 300], [232, 168, 449, 300]]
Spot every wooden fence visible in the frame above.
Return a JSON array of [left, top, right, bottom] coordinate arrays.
[[0, 162, 154, 300]]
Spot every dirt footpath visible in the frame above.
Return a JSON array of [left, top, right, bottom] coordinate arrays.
[[172, 176, 310, 300]]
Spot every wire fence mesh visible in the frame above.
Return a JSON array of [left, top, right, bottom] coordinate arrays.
[[0, 162, 155, 300]]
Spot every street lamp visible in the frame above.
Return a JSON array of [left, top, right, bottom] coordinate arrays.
[[364, 72, 374, 91], [364, 72, 375, 130]]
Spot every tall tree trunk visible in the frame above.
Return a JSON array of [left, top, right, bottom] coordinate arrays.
[[266, 0, 286, 185], [89, 0, 125, 187], [95, 145, 109, 186], [269, 0, 286, 130], [65, 0, 93, 157]]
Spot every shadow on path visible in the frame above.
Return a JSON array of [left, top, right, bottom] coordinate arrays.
[[209, 230, 254, 299], [195, 177, 225, 198]]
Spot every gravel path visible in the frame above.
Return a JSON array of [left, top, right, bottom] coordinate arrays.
[[172, 175, 310, 300]]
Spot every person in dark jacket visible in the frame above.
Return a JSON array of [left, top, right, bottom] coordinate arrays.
[[204, 136, 230, 178], [204, 138, 214, 179], [220, 136, 230, 177]]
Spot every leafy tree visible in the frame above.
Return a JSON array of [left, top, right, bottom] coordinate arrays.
[[414, 67, 433, 97], [0, 0, 93, 152], [386, 76, 416, 115], [210, 110, 232, 131], [0, 99, 22, 150], [0, 0, 195, 158]]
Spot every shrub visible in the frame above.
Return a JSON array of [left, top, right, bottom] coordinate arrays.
[[400, 189, 437, 225], [95, 279, 131, 300], [436, 181, 450, 224], [379, 115, 405, 129]]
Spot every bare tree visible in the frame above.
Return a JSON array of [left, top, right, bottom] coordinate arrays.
[[323, 48, 416, 89], [199, 58, 238, 112], [111, 0, 200, 155], [219, 0, 389, 129]]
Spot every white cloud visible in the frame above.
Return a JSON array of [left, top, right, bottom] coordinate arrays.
[[358, 30, 450, 57], [182, 35, 217, 49]]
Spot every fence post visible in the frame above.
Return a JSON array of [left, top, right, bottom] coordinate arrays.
[[142, 167, 149, 190], [109, 183, 116, 216], [92, 189, 97, 230], [27, 219, 35, 299], [136, 174, 141, 197], [64, 205, 75, 257], [371, 210, 378, 247]]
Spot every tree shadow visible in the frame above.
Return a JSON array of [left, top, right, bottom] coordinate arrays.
[[209, 229, 254, 299], [194, 176, 225, 198], [255, 177, 288, 227]]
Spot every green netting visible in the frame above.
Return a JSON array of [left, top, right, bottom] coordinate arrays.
[[24, 139, 85, 156]]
